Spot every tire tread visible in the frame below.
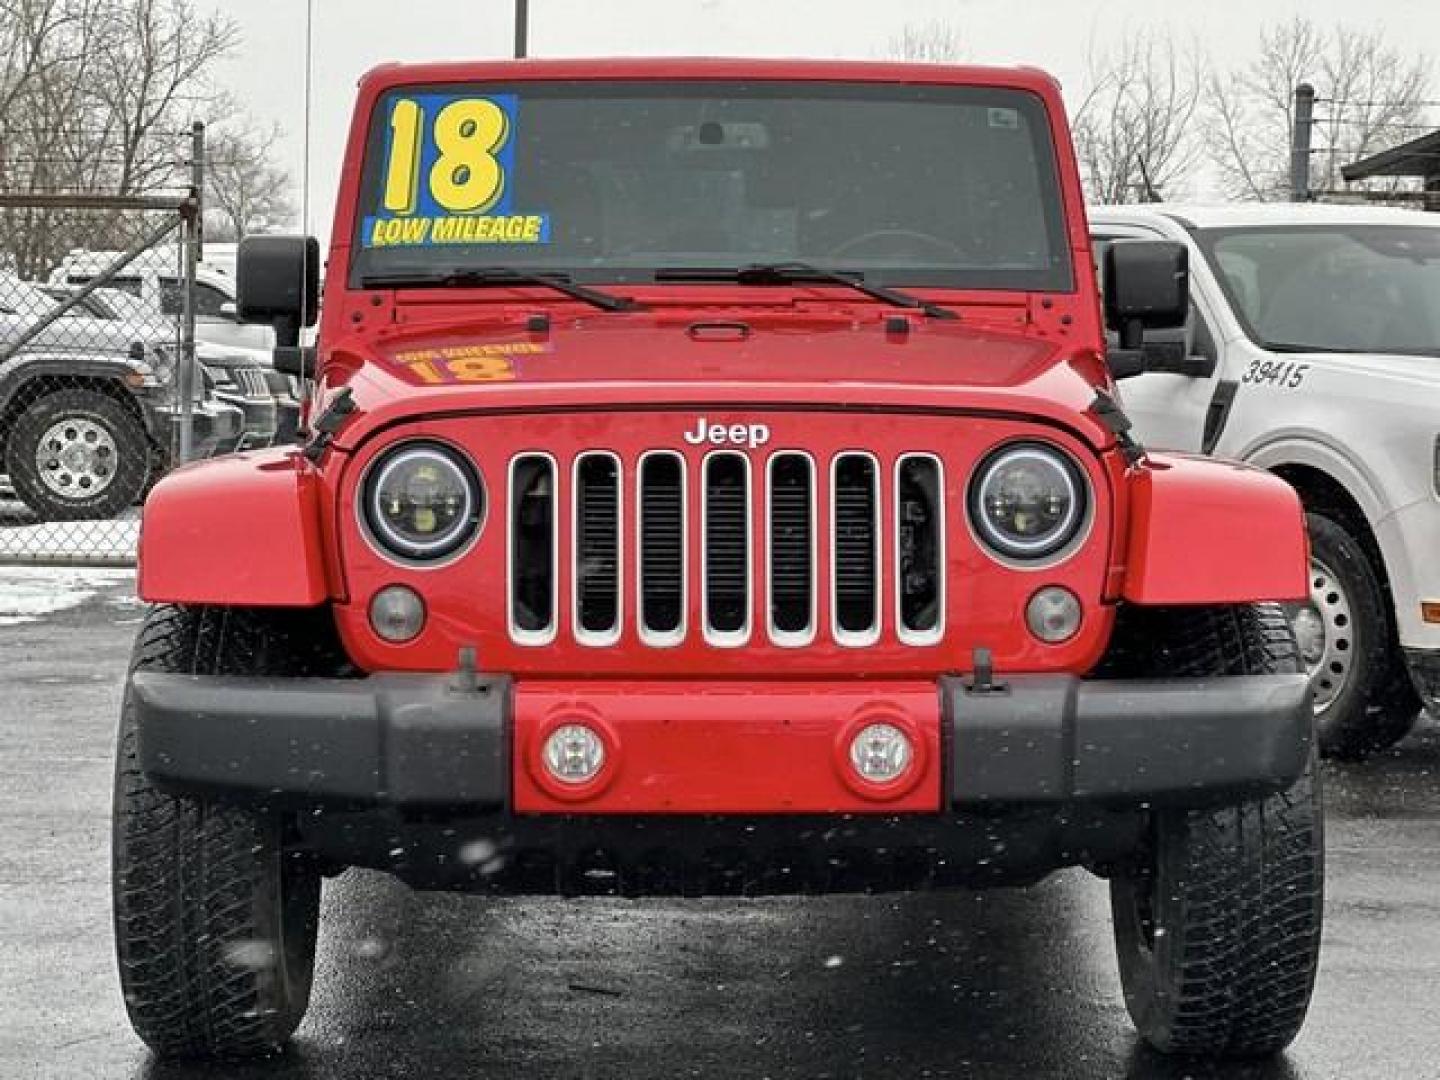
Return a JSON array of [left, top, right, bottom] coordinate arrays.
[[113, 604, 338, 1059], [1108, 604, 1324, 1058]]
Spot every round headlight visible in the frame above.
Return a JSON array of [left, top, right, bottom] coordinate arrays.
[[969, 443, 1087, 560], [362, 442, 482, 562]]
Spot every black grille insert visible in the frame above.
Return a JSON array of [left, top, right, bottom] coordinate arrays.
[[575, 454, 620, 636], [833, 454, 878, 637], [897, 456, 942, 637], [639, 454, 684, 637], [511, 455, 556, 637], [768, 454, 813, 637], [704, 453, 750, 637]]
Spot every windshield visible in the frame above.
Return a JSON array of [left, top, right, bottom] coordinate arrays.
[[1197, 224, 1440, 357], [350, 80, 1073, 292]]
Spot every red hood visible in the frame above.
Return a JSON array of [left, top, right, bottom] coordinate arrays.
[[323, 308, 1114, 452]]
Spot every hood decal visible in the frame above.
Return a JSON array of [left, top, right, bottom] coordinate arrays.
[[392, 340, 551, 384]]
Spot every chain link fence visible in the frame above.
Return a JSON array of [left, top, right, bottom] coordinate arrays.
[[0, 127, 297, 566]]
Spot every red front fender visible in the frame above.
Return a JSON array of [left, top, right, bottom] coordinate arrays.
[[138, 449, 331, 606], [1123, 454, 1308, 606]]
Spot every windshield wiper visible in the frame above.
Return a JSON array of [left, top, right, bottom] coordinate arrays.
[[655, 261, 958, 320], [359, 267, 640, 312]]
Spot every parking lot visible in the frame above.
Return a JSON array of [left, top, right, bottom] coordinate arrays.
[[3, 567, 1437, 1080]]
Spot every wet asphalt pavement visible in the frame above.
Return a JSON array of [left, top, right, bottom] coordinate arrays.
[[3, 569, 1439, 1080]]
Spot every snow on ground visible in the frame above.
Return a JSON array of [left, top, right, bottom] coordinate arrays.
[[0, 565, 136, 626]]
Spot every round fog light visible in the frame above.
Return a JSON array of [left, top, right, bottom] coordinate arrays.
[[1027, 586, 1082, 643], [370, 585, 426, 643], [849, 723, 913, 784], [543, 724, 606, 784]]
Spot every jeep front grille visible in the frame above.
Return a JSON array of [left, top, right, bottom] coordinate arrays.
[[508, 450, 945, 649]]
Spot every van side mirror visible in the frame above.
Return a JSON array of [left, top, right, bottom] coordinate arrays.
[[1141, 326, 1218, 378], [237, 235, 320, 348], [1103, 240, 1190, 351]]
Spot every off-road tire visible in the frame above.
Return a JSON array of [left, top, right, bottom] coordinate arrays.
[[1107, 604, 1323, 1058], [1302, 513, 1419, 759], [5, 388, 149, 521], [113, 605, 347, 1059]]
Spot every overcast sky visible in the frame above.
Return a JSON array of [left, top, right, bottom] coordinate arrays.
[[210, 0, 1440, 237]]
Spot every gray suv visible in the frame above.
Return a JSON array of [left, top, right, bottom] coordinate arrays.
[[1, 274, 240, 520]]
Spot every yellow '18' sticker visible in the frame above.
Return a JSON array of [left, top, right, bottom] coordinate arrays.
[[363, 92, 551, 249]]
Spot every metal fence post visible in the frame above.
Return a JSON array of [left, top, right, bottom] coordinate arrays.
[[1291, 83, 1316, 203], [514, 0, 529, 58], [177, 121, 205, 464]]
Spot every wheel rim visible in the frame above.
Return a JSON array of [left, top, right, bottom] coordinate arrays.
[[1286, 555, 1355, 714], [34, 416, 119, 500]]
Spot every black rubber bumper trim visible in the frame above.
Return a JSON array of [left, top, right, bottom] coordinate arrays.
[[130, 672, 511, 807], [943, 672, 1312, 805]]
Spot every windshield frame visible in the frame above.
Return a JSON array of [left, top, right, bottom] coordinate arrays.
[[347, 79, 1076, 295], [1191, 221, 1440, 359]]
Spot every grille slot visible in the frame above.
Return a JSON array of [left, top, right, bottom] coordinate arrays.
[[574, 453, 621, 642], [233, 368, 271, 398], [832, 453, 880, 644], [639, 452, 685, 643], [768, 453, 815, 643], [509, 454, 557, 644], [704, 453, 751, 643], [896, 455, 944, 643]]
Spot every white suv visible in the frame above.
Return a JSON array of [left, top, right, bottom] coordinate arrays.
[[50, 248, 274, 353], [1091, 203, 1440, 758]]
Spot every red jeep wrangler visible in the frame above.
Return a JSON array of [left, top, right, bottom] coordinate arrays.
[[113, 59, 1322, 1061]]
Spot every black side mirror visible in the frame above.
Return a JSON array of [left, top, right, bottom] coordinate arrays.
[[1103, 240, 1190, 350], [237, 235, 320, 348]]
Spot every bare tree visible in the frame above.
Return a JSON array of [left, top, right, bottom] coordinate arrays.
[[0, 0, 288, 273], [87, 0, 240, 196], [1206, 18, 1433, 200], [1072, 30, 1206, 205], [205, 121, 296, 241], [887, 20, 964, 63]]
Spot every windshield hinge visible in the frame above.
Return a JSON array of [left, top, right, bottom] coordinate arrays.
[[302, 387, 358, 464], [1090, 390, 1145, 466]]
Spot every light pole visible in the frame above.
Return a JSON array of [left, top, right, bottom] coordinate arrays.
[[514, 0, 529, 58]]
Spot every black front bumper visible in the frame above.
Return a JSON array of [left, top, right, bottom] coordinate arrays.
[[131, 670, 1311, 809], [130, 670, 1310, 893], [212, 392, 278, 452], [148, 400, 243, 464]]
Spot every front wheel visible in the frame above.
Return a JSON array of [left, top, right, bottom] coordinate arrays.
[[1111, 756, 1322, 1057], [1286, 512, 1419, 759], [5, 388, 149, 520], [113, 606, 325, 1059], [1107, 605, 1323, 1058]]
